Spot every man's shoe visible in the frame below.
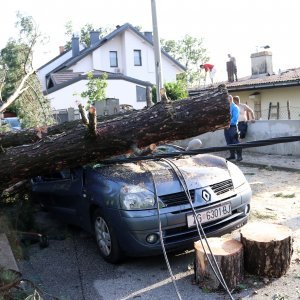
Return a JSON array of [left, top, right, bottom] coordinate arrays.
[[236, 157, 243, 162], [226, 156, 235, 160]]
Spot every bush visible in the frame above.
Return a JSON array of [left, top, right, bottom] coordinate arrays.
[[152, 80, 188, 103]]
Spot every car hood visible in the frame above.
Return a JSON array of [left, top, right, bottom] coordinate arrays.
[[95, 154, 231, 195]]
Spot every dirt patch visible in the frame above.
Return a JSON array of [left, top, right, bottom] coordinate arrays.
[[234, 165, 300, 299]]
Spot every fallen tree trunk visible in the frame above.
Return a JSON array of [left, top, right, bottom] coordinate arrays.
[[0, 85, 230, 192], [0, 111, 137, 148]]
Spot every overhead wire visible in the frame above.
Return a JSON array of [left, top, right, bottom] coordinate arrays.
[[161, 158, 235, 299], [100, 135, 300, 165]]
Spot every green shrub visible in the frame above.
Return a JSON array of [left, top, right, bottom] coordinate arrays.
[[152, 80, 188, 103]]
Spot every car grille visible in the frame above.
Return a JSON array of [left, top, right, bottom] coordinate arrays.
[[159, 180, 234, 207], [210, 179, 233, 195], [160, 190, 195, 207]]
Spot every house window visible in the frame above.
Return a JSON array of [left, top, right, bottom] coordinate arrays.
[[134, 50, 142, 66], [110, 51, 118, 67], [136, 86, 146, 102]]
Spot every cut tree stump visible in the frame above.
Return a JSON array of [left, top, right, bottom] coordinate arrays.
[[194, 237, 244, 290], [240, 222, 293, 278]]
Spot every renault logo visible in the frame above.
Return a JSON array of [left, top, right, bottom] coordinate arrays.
[[202, 189, 211, 202]]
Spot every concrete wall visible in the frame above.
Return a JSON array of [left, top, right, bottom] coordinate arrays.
[[178, 120, 300, 156]]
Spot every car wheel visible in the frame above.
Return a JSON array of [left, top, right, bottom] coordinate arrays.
[[93, 209, 123, 264]]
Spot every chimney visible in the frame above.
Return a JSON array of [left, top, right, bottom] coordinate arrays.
[[59, 46, 65, 54], [144, 31, 153, 42], [72, 36, 80, 57], [90, 31, 100, 46], [251, 51, 273, 77]]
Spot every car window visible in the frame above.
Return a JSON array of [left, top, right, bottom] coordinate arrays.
[[37, 169, 72, 181], [155, 144, 185, 154]]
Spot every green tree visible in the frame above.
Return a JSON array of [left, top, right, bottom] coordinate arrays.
[[64, 22, 112, 49], [0, 12, 54, 128], [152, 80, 188, 103], [75, 72, 108, 110], [161, 35, 209, 87]]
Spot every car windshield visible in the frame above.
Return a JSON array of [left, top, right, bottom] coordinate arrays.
[[91, 144, 185, 169], [154, 144, 185, 154]]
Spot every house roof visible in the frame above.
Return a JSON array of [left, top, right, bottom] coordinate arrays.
[[48, 23, 186, 75], [45, 71, 153, 95], [188, 67, 300, 96], [226, 68, 300, 91], [50, 71, 82, 85]]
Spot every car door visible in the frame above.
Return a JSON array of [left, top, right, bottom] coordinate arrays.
[[32, 168, 84, 225]]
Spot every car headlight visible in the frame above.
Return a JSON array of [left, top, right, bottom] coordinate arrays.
[[227, 161, 247, 188], [120, 185, 156, 210]]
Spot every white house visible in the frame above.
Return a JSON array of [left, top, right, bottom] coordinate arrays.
[[37, 23, 186, 111]]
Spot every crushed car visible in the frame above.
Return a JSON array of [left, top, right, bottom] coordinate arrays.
[[31, 144, 252, 263]]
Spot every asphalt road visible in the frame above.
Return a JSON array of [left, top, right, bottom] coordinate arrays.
[[17, 224, 220, 300], [17, 210, 243, 300]]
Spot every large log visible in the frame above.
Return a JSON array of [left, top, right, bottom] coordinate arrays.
[[194, 237, 244, 290], [240, 222, 293, 277], [0, 111, 137, 149], [0, 85, 230, 192]]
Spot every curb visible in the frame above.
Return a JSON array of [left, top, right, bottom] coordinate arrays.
[[236, 161, 300, 173], [0, 233, 19, 271]]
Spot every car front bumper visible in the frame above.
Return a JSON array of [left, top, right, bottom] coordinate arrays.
[[111, 187, 252, 257]]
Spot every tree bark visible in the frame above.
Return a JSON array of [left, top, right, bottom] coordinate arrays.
[[0, 112, 136, 148], [0, 85, 230, 192], [194, 237, 244, 290], [240, 222, 293, 278]]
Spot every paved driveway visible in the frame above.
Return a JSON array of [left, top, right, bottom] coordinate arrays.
[[18, 226, 215, 300]]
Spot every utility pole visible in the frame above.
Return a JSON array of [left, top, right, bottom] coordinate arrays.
[[151, 0, 163, 102]]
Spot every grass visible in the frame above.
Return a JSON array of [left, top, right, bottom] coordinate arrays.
[[0, 268, 20, 285], [250, 210, 277, 220], [274, 192, 296, 198], [272, 294, 289, 300]]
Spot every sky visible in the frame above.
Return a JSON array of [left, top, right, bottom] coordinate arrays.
[[1, 0, 300, 82]]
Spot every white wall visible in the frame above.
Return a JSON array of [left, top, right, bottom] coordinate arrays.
[[47, 79, 147, 110], [121, 30, 181, 84], [92, 36, 123, 72], [178, 120, 300, 156], [37, 51, 73, 90], [69, 54, 93, 72]]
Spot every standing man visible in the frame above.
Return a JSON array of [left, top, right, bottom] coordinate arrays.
[[233, 96, 255, 139], [224, 95, 242, 161], [227, 54, 238, 82], [200, 63, 216, 85]]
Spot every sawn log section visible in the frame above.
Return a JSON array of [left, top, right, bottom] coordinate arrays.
[[0, 85, 230, 192]]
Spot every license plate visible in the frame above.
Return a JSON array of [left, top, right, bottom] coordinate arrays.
[[187, 202, 232, 228]]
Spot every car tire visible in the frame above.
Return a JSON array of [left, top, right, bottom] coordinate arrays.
[[93, 209, 123, 264]]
